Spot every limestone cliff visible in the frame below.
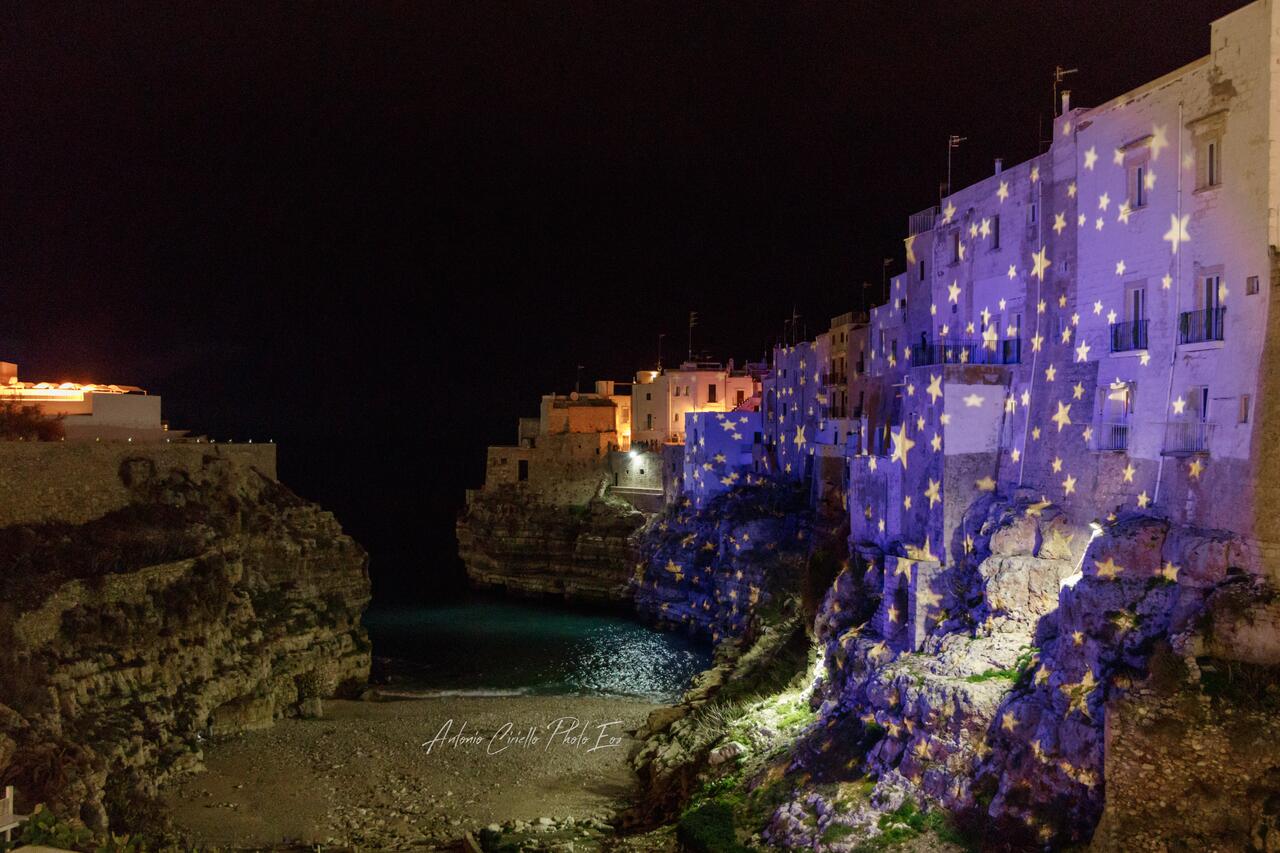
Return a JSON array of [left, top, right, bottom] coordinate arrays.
[[632, 480, 812, 640], [456, 485, 645, 603], [0, 451, 371, 834]]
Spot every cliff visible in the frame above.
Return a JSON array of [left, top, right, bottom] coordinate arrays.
[[0, 449, 371, 835], [456, 485, 646, 603]]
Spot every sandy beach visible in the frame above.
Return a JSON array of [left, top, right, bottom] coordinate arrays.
[[163, 695, 662, 850]]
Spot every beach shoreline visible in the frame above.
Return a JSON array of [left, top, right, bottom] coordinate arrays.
[[163, 694, 662, 850]]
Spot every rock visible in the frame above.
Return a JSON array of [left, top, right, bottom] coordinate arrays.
[[708, 740, 748, 765], [299, 696, 324, 719], [0, 450, 371, 828], [644, 705, 686, 735]]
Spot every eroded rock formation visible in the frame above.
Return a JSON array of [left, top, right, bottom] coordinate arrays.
[[0, 453, 370, 834], [457, 485, 646, 603]]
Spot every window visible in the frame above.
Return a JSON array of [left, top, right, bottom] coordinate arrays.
[[736, 389, 745, 405], [1126, 282, 1147, 322], [1134, 164, 1147, 207], [517, 460, 529, 482], [1196, 133, 1223, 189], [1247, 275, 1260, 296], [645, 392, 651, 401], [708, 384, 717, 403], [992, 215, 1001, 249], [918, 260, 926, 281], [1201, 274, 1222, 311], [645, 413, 653, 429], [951, 232, 960, 262], [1027, 203, 1037, 224], [1188, 386, 1210, 422], [673, 386, 680, 397], [1240, 395, 1251, 424]]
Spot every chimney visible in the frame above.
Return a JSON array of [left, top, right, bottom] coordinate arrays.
[[994, 158, 1003, 176], [1061, 90, 1071, 115]]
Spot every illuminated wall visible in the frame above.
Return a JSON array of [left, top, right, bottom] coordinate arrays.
[[682, 410, 762, 508]]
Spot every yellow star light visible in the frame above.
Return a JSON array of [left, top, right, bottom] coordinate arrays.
[[1098, 192, 1110, 211], [1045, 364, 1057, 382], [924, 478, 941, 508], [1051, 400, 1073, 431], [1083, 146, 1098, 170], [976, 476, 997, 492], [1115, 259, 1126, 275], [1137, 490, 1151, 508], [1053, 212, 1066, 235], [1188, 458, 1204, 480], [930, 432, 942, 452], [1030, 247, 1051, 281], [980, 217, 992, 238], [1094, 556, 1123, 580], [1031, 332, 1045, 353], [997, 180, 1009, 202], [1011, 447, 1021, 463], [948, 280, 961, 303], [1062, 473, 1077, 495], [1051, 456, 1063, 473], [1072, 382, 1085, 400], [926, 373, 943, 404], [1139, 351, 1151, 366], [964, 392, 984, 407], [1008, 264, 1018, 279], [902, 496, 912, 510], [1075, 339, 1091, 362], [905, 234, 917, 264], [1113, 147, 1126, 166], [1149, 124, 1169, 160], [1032, 426, 1042, 440], [794, 425, 807, 447], [1117, 200, 1132, 224], [1163, 213, 1190, 253], [1030, 164, 1040, 183], [942, 201, 956, 223], [1082, 425, 1094, 444], [889, 422, 915, 470], [1172, 396, 1186, 415], [1122, 462, 1135, 483], [1161, 273, 1173, 290], [1161, 561, 1179, 581], [1001, 710, 1019, 732], [1068, 181, 1077, 197]]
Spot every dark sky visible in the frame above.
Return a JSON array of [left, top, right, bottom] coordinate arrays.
[[1, 1, 1248, 599]]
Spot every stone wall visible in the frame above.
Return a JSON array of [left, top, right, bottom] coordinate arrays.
[[0, 442, 277, 528]]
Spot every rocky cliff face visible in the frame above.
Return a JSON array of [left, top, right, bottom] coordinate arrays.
[[791, 496, 1280, 850], [456, 487, 645, 603], [632, 480, 812, 641], [0, 452, 370, 834]]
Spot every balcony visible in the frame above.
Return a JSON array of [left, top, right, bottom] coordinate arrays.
[[908, 206, 939, 235], [1162, 421, 1215, 455], [1109, 319, 1149, 352], [1179, 307, 1225, 345], [1092, 421, 1131, 452], [911, 338, 1022, 367]]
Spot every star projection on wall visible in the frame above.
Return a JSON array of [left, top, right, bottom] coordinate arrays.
[[1083, 147, 1098, 170], [1030, 248, 1051, 281], [889, 422, 915, 470], [1163, 213, 1191, 253]]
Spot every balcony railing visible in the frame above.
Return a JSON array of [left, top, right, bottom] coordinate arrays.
[[1162, 421, 1215, 455], [908, 206, 939, 235], [1179, 307, 1226, 345], [1110, 319, 1149, 352], [911, 338, 1022, 367], [1092, 421, 1131, 452]]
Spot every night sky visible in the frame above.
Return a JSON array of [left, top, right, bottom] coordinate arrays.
[[2, 1, 1248, 600]]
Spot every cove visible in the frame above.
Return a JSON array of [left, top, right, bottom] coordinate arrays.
[[364, 592, 712, 703]]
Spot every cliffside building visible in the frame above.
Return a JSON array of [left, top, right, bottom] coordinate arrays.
[[0, 361, 169, 441]]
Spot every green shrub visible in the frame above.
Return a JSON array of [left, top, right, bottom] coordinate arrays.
[[677, 800, 749, 853]]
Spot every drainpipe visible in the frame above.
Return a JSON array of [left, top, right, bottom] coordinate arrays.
[[1153, 101, 1184, 506], [1018, 171, 1045, 485]]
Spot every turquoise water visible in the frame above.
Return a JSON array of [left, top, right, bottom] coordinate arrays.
[[363, 594, 712, 703]]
